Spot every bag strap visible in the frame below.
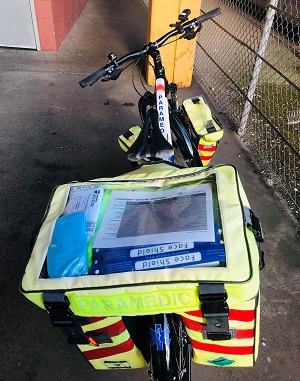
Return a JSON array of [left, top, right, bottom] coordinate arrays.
[[43, 292, 114, 346], [243, 206, 264, 243], [43, 292, 90, 344], [199, 283, 231, 341], [191, 96, 217, 134], [243, 207, 265, 270]]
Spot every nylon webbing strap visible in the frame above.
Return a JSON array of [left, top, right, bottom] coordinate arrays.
[[199, 283, 231, 341], [206, 120, 217, 133], [43, 292, 90, 345]]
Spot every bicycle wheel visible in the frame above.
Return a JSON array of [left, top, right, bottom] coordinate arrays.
[[169, 112, 201, 167], [150, 313, 192, 381]]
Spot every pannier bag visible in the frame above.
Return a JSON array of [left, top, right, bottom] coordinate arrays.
[[21, 163, 263, 368], [182, 96, 224, 166]]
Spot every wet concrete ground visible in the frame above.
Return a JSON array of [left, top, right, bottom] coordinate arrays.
[[0, 1, 299, 380]]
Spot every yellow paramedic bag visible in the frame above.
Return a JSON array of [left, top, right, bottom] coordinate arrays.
[[182, 96, 224, 166], [21, 163, 263, 369]]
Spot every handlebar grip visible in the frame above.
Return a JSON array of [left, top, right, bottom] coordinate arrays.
[[196, 7, 221, 25], [79, 67, 107, 88]]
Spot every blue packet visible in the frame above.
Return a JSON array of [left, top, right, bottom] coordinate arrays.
[[47, 212, 88, 278]]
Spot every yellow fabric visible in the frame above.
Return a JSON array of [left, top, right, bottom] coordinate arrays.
[[77, 317, 147, 369], [69, 287, 199, 316], [192, 350, 255, 367], [21, 163, 260, 314], [183, 96, 223, 140], [89, 349, 147, 370], [118, 126, 142, 153]]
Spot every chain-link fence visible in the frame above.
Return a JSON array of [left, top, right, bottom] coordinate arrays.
[[194, 0, 300, 221]]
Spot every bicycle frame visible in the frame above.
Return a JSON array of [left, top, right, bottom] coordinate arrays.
[[155, 77, 172, 160], [78, 7, 223, 381]]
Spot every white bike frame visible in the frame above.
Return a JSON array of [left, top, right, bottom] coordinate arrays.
[[155, 78, 174, 162]]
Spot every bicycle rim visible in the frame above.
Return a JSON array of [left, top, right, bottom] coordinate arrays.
[[150, 314, 192, 381]]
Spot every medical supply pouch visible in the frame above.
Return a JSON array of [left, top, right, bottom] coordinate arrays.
[[73, 316, 147, 369], [21, 163, 262, 368], [182, 96, 224, 166]]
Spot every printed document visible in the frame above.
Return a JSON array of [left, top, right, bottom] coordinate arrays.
[[93, 183, 214, 248], [63, 185, 103, 240]]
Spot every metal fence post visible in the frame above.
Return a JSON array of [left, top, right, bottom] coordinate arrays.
[[238, 0, 279, 134]]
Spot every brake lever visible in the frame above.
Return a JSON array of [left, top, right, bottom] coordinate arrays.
[[101, 68, 124, 82], [180, 25, 202, 40]]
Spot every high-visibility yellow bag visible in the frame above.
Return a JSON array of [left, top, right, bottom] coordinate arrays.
[[21, 163, 263, 368], [182, 96, 224, 166]]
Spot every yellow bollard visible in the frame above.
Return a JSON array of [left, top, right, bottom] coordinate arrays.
[[146, 0, 202, 88]]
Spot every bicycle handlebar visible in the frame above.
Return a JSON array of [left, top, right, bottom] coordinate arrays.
[[79, 67, 107, 88], [79, 7, 221, 88], [196, 7, 221, 24]]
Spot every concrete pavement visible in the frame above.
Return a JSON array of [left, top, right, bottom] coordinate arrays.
[[0, 0, 299, 380]]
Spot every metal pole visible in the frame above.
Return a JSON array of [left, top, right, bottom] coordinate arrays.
[[238, 0, 279, 134]]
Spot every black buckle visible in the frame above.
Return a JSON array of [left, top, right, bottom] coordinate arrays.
[[43, 292, 90, 345], [249, 210, 264, 243], [199, 285, 231, 341]]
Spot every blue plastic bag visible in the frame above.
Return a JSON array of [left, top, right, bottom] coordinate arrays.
[[47, 212, 88, 278]]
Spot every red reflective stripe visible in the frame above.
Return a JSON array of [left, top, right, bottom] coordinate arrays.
[[200, 155, 213, 161], [236, 329, 255, 339], [198, 145, 216, 152], [156, 84, 165, 92], [86, 317, 106, 324], [190, 338, 254, 355], [184, 309, 255, 322], [182, 317, 254, 339], [83, 337, 135, 360], [181, 317, 206, 331], [229, 309, 255, 322], [92, 320, 127, 337]]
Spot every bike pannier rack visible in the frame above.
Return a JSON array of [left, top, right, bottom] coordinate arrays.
[[21, 163, 263, 369]]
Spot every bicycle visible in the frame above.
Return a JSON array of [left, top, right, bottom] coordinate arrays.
[[79, 7, 222, 381]]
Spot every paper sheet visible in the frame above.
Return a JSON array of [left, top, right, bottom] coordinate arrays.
[[93, 183, 214, 248], [62, 185, 103, 240]]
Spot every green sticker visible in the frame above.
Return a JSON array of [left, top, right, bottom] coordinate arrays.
[[208, 357, 235, 366]]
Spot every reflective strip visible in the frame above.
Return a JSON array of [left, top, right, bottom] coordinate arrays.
[[184, 309, 255, 322], [198, 144, 216, 152], [81, 316, 121, 332], [190, 338, 254, 355], [182, 317, 254, 339], [70, 288, 199, 316], [90, 320, 127, 338], [83, 337, 135, 360], [200, 155, 213, 161]]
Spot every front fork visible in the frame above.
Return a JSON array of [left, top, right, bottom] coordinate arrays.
[[149, 313, 190, 381]]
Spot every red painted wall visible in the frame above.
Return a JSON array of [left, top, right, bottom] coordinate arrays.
[[34, 0, 89, 51]]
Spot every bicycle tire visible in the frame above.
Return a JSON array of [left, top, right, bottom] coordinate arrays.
[[138, 94, 199, 167], [150, 313, 192, 381]]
